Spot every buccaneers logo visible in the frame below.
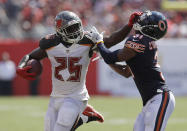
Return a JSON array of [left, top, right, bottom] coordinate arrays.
[[56, 19, 62, 28]]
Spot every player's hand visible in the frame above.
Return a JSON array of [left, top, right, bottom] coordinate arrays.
[[89, 26, 104, 45], [128, 11, 143, 27], [16, 66, 36, 80]]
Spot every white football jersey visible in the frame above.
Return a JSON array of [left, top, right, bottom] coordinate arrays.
[[45, 39, 92, 101]]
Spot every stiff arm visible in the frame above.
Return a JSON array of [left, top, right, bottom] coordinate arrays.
[[103, 25, 132, 48], [103, 11, 143, 48]]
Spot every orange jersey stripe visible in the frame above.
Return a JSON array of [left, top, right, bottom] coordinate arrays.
[[156, 92, 168, 131], [71, 115, 79, 130], [46, 46, 55, 51], [125, 41, 145, 53], [79, 44, 92, 46]]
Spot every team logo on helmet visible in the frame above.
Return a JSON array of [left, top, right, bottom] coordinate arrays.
[[56, 19, 62, 28], [133, 11, 168, 40], [158, 20, 166, 32], [54, 11, 84, 44]]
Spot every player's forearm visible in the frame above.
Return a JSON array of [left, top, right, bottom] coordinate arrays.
[[18, 48, 47, 68], [29, 48, 47, 60], [97, 43, 119, 64], [103, 25, 132, 48], [109, 64, 132, 78]]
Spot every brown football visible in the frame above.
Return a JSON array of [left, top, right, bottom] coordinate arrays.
[[27, 59, 42, 76]]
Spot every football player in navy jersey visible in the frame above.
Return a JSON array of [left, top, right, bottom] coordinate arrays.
[[91, 11, 175, 131], [16, 10, 141, 131]]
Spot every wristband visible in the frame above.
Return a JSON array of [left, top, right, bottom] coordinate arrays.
[[96, 41, 104, 45]]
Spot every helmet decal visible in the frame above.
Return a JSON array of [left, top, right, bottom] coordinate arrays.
[[133, 11, 168, 40], [54, 11, 84, 44], [158, 20, 166, 32], [56, 19, 62, 28]]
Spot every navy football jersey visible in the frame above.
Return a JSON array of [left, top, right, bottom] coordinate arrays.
[[125, 34, 167, 105]]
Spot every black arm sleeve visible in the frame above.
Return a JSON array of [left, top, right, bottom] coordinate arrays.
[[97, 43, 120, 64]]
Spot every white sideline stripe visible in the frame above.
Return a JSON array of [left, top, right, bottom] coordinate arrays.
[[105, 118, 187, 125], [168, 118, 187, 124], [26, 112, 45, 117], [1, 105, 187, 124], [106, 118, 134, 125], [0, 105, 42, 111], [0, 105, 45, 117]]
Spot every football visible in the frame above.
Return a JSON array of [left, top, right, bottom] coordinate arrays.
[[27, 59, 43, 76]]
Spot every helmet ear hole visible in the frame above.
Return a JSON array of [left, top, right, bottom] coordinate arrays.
[[158, 20, 167, 32]]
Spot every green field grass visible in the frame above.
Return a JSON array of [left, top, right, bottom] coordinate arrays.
[[0, 96, 186, 131]]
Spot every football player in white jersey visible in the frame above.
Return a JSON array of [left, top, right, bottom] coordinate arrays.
[[16, 10, 140, 131]]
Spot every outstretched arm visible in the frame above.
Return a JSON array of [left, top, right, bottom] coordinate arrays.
[[97, 42, 136, 64], [103, 12, 142, 48], [88, 26, 136, 64], [103, 25, 131, 48]]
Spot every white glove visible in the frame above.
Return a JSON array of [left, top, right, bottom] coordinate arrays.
[[89, 26, 104, 44]]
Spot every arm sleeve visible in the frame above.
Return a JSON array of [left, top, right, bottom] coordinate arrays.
[[97, 43, 120, 64]]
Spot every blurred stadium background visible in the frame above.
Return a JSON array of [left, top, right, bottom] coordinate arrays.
[[0, 0, 187, 131]]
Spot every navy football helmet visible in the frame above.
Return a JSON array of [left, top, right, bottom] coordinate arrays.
[[55, 11, 84, 44], [133, 11, 168, 40]]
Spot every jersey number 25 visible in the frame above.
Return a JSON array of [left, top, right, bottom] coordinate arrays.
[[54, 57, 82, 82]]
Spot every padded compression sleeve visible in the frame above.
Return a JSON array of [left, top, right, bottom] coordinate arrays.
[[97, 43, 119, 64]]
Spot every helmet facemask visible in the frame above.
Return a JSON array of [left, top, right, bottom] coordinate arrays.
[[133, 11, 167, 40], [133, 23, 159, 40], [56, 19, 84, 44]]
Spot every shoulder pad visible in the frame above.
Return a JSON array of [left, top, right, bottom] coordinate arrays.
[[39, 34, 61, 50], [78, 31, 94, 46], [125, 35, 146, 53]]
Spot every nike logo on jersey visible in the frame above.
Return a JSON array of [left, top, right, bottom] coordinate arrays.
[[66, 50, 70, 53]]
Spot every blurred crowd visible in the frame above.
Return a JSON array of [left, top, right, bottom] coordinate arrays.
[[0, 0, 187, 40]]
